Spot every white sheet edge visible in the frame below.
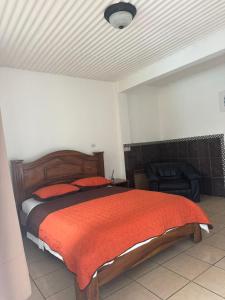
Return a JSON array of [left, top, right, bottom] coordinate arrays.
[[22, 198, 43, 216]]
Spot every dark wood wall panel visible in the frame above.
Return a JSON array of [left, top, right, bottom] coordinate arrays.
[[124, 134, 225, 196]]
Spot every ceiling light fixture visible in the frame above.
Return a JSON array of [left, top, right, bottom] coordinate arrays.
[[104, 2, 137, 30]]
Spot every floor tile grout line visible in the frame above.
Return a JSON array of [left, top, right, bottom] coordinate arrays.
[[165, 263, 225, 299], [212, 252, 225, 267], [100, 238, 215, 298], [37, 282, 74, 300], [31, 277, 47, 299], [159, 263, 212, 282], [193, 280, 225, 299], [125, 263, 160, 280], [190, 260, 225, 299], [103, 278, 136, 299], [133, 279, 164, 300], [203, 240, 225, 252], [32, 267, 74, 299], [165, 280, 191, 300], [29, 263, 65, 281], [153, 241, 197, 266], [103, 239, 199, 299], [134, 267, 194, 300], [184, 250, 225, 265], [214, 264, 225, 272], [29, 247, 221, 299], [133, 264, 191, 300], [103, 264, 165, 299], [45, 283, 74, 299]]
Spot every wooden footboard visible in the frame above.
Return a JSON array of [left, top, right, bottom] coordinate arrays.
[[74, 223, 202, 300]]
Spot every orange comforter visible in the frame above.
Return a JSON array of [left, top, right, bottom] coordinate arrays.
[[39, 189, 210, 289]]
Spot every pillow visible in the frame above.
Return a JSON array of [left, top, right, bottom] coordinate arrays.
[[71, 176, 111, 188], [33, 184, 80, 200]]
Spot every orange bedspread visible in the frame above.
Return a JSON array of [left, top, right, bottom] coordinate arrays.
[[39, 189, 210, 289]]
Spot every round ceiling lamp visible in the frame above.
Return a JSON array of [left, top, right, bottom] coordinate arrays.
[[104, 2, 137, 30]]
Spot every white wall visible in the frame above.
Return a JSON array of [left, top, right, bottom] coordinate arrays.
[[2, 63, 224, 180], [122, 63, 225, 144], [126, 85, 160, 143], [117, 93, 131, 145], [0, 68, 123, 178], [158, 64, 225, 140]]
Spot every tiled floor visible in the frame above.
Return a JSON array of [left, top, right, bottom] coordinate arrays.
[[25, 195, 225, 300]]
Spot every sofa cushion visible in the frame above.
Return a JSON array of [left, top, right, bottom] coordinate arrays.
[[157, 166, 182, 178], [159, 178, 190, 191]]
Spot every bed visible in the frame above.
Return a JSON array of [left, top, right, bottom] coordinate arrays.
[[11, 150, 211, 300]]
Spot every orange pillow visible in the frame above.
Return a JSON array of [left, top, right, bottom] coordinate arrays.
[[71, 176, 111, 188], [33, 184, 80, 200]]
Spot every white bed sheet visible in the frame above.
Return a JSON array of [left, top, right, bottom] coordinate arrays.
[[22, 198, 43, 216]]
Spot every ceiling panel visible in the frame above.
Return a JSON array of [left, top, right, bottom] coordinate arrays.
[[0, 0, 225, 81]]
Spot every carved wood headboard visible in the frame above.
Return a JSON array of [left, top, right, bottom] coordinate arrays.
[[11, 150, 104, 210]]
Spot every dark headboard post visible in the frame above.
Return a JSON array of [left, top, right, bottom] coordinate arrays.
[[11, 160, 25, 210], [94, 152, 105, 177]]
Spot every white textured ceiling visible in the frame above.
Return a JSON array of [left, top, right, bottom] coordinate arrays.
[[1, 0, 225, 81]]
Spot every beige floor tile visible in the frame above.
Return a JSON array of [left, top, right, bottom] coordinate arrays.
[[202, 208, 217, 218], [194, 266, 225, 297], [218, 227, 225, 235], [202, 223, 225, 239], [163, 253, 210, 280], [29, 253, 64, 279], [207, 206, 225, 216], [185, 243, 225, 264], [172, 238, 195, 251], [215, 257, 225, 270], [204, 233, 225, 250], [210, 214, 225, 226], [34, 268, 74, 298], [168, 282, 224, 300], [126, 259, 159, 280], [137, 266, 188, 300], [47, 286, 75, 300], [29, 279, 45, 300], [106, 282, 160, 300], [199, 198, 225, 215], [23, 239, 48, 263], [100, 274, 133, 298]]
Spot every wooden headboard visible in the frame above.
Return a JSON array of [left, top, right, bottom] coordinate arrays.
[[11, 150, 104, 210]]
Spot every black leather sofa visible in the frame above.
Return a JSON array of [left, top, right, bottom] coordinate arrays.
[[144, 161, 200, 202]]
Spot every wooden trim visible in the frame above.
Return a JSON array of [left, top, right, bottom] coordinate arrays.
[[192, 223, 202, 242], [11, 150, 104, 210], [11, 160, 25, 211], [75, 223, 202, 300]]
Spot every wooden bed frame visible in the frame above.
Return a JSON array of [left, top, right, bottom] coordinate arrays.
[[11, 150, 202, 300]]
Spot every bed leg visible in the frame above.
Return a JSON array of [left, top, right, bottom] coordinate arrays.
[[75, 275, 99, 300], [192, 224, 202, 243]]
